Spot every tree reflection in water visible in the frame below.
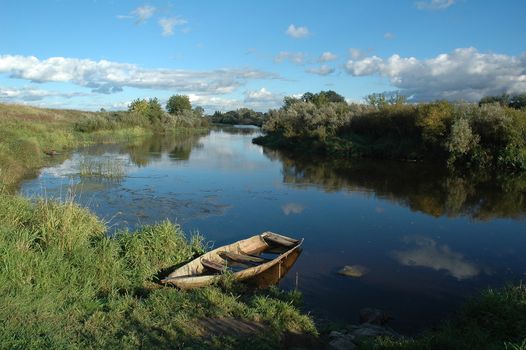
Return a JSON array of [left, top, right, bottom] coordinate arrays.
[[263, 148, 526, 220]]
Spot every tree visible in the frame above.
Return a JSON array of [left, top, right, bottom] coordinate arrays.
[[320, 90, 346, 103], [283, 96, 301, 110], [145, 98, 164, 123], [365, 92, 406, 109], [166, 95, 192, 115], [509, 94, 526, 109], [301, 92, 315, 103], [301, 91, 345, 106], [128, 98, 149, 114], [365, 93, 388, 109], [193, 106, 205, 117]]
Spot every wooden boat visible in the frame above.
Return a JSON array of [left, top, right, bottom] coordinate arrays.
[[161, 232, 303, 289]]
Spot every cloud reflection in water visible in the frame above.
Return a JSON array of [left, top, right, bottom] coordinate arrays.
[[281, 202, 305, 215], [393, 236, 480, 280]]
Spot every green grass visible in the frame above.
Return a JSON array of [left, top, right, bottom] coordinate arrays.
[[0, 192, 317, 349], [0, 103, 208, 190], [78, 157, 127, 179], [0, 104, 152, 189], [358, 284, 526, 350], [1, 103, 315, 348], [2, 102, 525, 349]]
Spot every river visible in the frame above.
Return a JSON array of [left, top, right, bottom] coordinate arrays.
[[20, 125, 526, 333]]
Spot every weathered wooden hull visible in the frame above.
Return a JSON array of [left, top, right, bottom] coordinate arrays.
[[161, 232, 303, 289]]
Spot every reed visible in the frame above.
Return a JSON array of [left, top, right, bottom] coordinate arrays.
[[78, 157, 127, 179], [0, 192, 316, 348]]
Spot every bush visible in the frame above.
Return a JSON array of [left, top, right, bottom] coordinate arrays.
[[209, 108, 268, 126], [447, 117, 480, 164], [416, 101, 454, 152], [263, 101, 352, 141], [258, 91, 526, 170], [0, 193, 316, 348], [166, 95, 192, 115]]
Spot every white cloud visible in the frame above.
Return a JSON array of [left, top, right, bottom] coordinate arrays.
[[0, 86, 89, 101], [306, 64, 335, 76], [345, 47, 526, 101], [384, 32, 395, 40], [286, 24, 310, 39], [348, 48, 366, 60], [274, 51, 306, 65], [319, 52, 337, 62], [244, 87, 274, 102], [393, 236, 480, 280], [120, 5, 156, 24], [187, 88, 283, 112], [188, 94, 241, 112], [244, 87, 284, 109], [0, 54, 280, 95], [415, 0, 455, 10], [159, 16, 187, 37]]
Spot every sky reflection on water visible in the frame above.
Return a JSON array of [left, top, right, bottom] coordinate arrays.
[[20, 126, 526, 332]]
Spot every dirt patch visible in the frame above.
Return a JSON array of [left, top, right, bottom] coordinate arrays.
[[198, 317, 266, 336]]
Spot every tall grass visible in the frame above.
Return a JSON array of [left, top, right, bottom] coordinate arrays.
[[0, 192, 316, 348], [0, 103, 208, 189], [358, 284, 526, 350], [78, 157, 127, 179]]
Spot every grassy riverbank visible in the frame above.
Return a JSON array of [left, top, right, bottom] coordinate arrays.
[[1, 102, 525, 349], [0, 192, 316, 349], [0, 103, 317, 349], [1, 195, 524, 349], [360, 284, 526, 350], [0, 103, 208, 189]]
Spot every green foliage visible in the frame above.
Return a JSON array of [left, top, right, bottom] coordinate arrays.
[[0, 102, 209, 189], [416, 101, 454, 150], [263, 101, 353, 141], [143, 98, 164, 124], [302, 90, 346, 106], [128, 98, 150, 114], [193, 106, 205, 117], [479, 93, 526, 109], [166, 94, 192, 115], [209, 108, 268, 126], [360, 284, 526, 350], [365, 92, 406, 110], [447, 117, 480, 164], [0, 193, 316, 348], [258, 91, 526, 170], [283, 96, 301, 110]]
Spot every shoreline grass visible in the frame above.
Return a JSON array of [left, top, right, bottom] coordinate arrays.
[[2, 102, 525, 349], [0, 192, 317, 349], [358, 284, 526, 350], [78, 157, 127, 179], [0, 103, 208, 190]]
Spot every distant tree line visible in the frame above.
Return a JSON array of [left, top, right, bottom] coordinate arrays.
[[209, 108, 268, 126], [75, 94, 208, 133], [479, 93, 526, 109], [254, 90, 526, 171]]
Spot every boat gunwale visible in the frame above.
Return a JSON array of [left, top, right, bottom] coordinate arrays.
[[161, 232, 303, 288]]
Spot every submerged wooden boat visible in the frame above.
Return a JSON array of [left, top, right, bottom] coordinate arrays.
[[161, 232, 303, 289]]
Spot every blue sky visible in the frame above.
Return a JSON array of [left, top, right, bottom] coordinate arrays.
[[1, 0, 525, 112]]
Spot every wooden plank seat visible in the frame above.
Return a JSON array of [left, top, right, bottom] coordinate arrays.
[[201, 258, 226, 272], [161, 232, 303, 289], [218, 251, 271, 265], [262, 233, 298, 247]]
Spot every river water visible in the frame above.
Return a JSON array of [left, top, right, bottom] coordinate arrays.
[[20, 126, 526, 332]]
